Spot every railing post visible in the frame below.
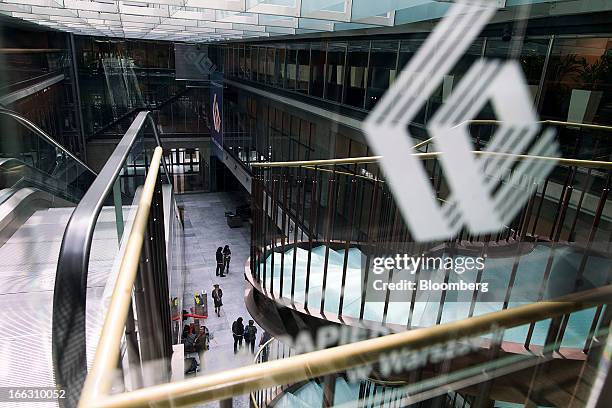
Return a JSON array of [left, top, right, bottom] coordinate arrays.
[[125, 302, 142, 389], [220, 398, 233, 408], [322, 375, 336, 408]]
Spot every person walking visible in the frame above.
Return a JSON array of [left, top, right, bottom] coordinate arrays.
[[212, 284, 223, 317], [223, 245, 232, 273], [215, 247, 225, 277], [244, 320, 258, 354], [231, 317, 244, 354]]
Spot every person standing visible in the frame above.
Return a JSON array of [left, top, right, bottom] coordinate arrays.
[[212, 284, 223, 317], [215, 247, 225, 277], [244, 320, 258, 354], [223, 245, 232, 273], [231, 317, 244, 354]]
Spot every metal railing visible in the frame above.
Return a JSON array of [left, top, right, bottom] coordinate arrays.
[[79, 146, 166, 407], [78, 283, 612, 407], [249, 149, 611, 330], [0, 107, 96, 175], [52, 111, 172, 407], [250, 337, 294, 408], [250, 338, 407, 408], [70, 118, 611, 407]]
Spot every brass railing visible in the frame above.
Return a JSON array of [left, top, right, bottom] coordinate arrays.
[[250, 118, 612, 169], [77, 121, 612, 407], [79, 147, 165, 407], [80, 230, 612, 408], [250, 151, 612, 169]]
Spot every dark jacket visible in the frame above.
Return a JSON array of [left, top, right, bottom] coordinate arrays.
[[216, 251, 224, 264], [232, 320, 244, 337], [244, 324, 257, 341]]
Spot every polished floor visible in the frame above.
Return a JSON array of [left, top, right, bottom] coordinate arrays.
[[178, 191, 255, 408]]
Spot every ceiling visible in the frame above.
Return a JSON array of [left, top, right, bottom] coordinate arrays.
[[0, 0, 471, 42]]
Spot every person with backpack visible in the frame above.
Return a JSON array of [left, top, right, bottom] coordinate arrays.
[[215, 247, 225, 277], [231, 317, 244, 354], [212, 284, 223, 317], [244, 320, 258, 354], [223, 245, 232, 273]]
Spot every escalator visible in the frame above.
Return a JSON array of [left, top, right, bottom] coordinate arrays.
[[0, 108, 99, 400], [0, 109, 182, 408]]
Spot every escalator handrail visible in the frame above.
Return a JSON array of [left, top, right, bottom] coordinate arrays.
[[0, 107, 97, 176], [51, 110, 170, 407]]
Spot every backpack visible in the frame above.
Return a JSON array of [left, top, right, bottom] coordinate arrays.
[[244, 325, 257, 341], [184, 333, 197, 353]]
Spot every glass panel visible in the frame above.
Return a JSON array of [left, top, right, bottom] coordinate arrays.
[[239, 44, 245, 78], [539, 36, 612, 163], [258, 47, 267, 82], [277, 46, 287, 88], [345, 41, 370, 108], [252, 46, 260, 82], [485, 37, 550, 102], [325, 42, 347, 103], [0, 113, 96, 204], [540, 37, 612, 126], [266, 47, 276, 85], [296, 44, 310, 94], [365, 39, 398, 110], [285, 47, 297, 90], [426, 39, 484, 125], [310, 43, 326, 98], [245, 46, 252, 80]]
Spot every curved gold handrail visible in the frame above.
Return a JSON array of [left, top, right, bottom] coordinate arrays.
[[84, 284, 612, 408], [249, 336, 407, 408], [79, 147, 164, 408], [251, 151, 612, 169], [251, 118, 612, 169]]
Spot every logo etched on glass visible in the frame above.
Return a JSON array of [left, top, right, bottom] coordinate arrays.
[[363, 0, 559, 242]]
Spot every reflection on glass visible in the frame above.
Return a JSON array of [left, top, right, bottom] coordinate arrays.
[[310, 43, 326, 97], [540, 37, 612, 126], [277, 46, 287, 88], [245, 46, 252, 80], [366, 40, 398, 110], [485, 37, 549, 97], [345, 41, 370, 108], [296, 44, 310, 93], [266, 47, 276, 85], [325, 42, 347, 103], [286, 47, 297, 90]]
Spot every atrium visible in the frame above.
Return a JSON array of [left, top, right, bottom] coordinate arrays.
[[0, 1, 610, 407]]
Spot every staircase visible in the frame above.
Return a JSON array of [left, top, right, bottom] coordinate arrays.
[[261, 245, 604, 348]]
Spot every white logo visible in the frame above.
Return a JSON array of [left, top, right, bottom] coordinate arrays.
[[213, 93, 222, 133], [363, 0, 559, 242]]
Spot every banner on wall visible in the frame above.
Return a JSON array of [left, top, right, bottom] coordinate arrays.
[[210, 72, 224, 159], [175, 43, 216, 81]]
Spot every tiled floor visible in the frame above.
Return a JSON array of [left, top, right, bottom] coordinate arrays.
[[177, 191, 257, 408]]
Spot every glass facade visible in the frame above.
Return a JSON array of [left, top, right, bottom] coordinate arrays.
[[215, 34, 612, 133], [74, 37, 185, 137]]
